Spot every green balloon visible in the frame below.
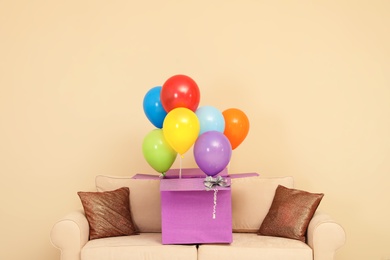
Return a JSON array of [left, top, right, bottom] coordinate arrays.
[[142, 129, 177, 174]]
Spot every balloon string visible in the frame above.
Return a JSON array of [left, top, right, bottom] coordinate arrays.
[[179, 156, 182, 179]]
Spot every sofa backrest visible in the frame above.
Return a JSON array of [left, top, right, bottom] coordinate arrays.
[[95, 175, 294, 233], [231, 176, 294, 232], [96, 175, 162, 233]]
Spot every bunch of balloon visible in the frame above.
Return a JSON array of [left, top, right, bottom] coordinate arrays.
[[142, 74, 250, 178], [142, 75, 201, 177]]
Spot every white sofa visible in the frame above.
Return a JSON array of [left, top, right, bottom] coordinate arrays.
[[50, 174, 346, 260]]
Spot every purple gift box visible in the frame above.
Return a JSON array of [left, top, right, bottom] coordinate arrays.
[[160, 177, 232, 245]]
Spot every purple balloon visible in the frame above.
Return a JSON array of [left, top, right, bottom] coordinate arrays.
[[193, 131, 232, 176]]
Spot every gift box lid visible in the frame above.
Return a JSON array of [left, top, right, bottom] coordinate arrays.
[[132, 171, 259, 180], [160, 177, 231, 192], [164, 167, 228, 179]]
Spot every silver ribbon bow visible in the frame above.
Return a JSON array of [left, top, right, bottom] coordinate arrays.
[[203, 176, 230, 191]]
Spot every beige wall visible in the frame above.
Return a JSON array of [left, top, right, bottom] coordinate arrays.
[[1, 1, 389, 260]]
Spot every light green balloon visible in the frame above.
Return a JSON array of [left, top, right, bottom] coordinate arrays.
[[142, 129, 177, 174]]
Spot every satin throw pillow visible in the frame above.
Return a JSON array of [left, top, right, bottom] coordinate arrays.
[[78, 187, 138, 240], [258, 185, 324, 242]]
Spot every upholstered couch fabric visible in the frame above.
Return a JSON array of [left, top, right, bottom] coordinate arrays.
[[198, 233, 312, 260], [51, 174, 346, 260], [231, 176, 294, 232], [81, 233, 197, 260], [95, 176, 162, 233]]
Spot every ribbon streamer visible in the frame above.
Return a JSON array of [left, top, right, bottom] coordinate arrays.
[[204, 176, 230, 219], [212, 189, 218, 219]]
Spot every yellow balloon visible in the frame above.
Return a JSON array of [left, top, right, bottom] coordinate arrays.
[[163, 107, 200, 156]]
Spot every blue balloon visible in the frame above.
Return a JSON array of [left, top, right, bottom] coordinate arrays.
[[195, 105, 225, 135], [143, 86, 167, 128]]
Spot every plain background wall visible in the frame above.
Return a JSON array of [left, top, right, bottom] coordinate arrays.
[[1, 1, 389, 259]]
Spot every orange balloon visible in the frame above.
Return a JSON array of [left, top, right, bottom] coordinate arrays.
[[222, 108, 250, 150]]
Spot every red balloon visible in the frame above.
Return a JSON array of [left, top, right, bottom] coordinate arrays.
[[161, 75, 200, 112]]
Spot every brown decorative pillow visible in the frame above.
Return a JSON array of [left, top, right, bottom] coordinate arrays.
[[258, 185, 324, 242], [78, 187, 138, 240]]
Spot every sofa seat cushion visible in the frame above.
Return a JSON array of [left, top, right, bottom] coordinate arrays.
[[81, 233, 197, 260], [198, 233, 312, 260]]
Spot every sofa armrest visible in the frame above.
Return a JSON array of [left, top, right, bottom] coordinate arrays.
[[50, 210, 89, 260], [307, 211, 346, 260]]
